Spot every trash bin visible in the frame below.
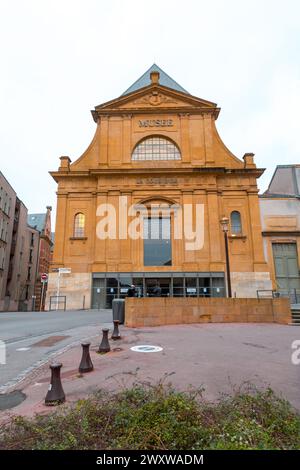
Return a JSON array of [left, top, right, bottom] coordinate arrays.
[[112, 298, 125, 324]]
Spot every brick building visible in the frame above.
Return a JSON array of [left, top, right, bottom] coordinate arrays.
[[28, 206, 52, 310]]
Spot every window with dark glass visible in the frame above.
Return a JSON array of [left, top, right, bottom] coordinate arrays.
[[119, 276, 132, 297], [230, 211, 242, 234], [173, 277, 184, 297], [74, 213, 85, 237], [132, 137, 181, 161], [144, 217, 171, 266], [186, 277, 197, 297]]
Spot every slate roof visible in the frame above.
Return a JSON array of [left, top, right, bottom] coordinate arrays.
[[261, 165, 300, 198], [27, 213, 46, 233], [122, 63, 189, 96]]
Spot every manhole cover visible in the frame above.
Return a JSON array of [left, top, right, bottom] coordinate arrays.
[[130, 345, 163, 353], [0, 391, 26, 410]]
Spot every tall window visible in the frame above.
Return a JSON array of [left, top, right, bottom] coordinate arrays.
[[74, 213, 85, 237], [144, 217, 171, 266], [230, 211, 242, 234], [132, 137, 181, 161]]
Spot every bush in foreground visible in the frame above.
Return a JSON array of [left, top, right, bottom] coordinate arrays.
[[0, 385, 299, 450]]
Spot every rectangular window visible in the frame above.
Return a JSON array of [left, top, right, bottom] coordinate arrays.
[[173, 277, 184, 297], [144, 217, 171, 266]]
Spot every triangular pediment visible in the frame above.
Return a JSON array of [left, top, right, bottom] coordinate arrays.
[[92, 84, 218, 121]]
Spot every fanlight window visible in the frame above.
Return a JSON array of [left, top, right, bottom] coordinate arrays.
[[132, 137, 181, 161], [74, 213, 85, 237], [230, 211, 242, 234]]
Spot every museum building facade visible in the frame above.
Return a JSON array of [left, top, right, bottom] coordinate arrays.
[[46, 65, 272, 310]]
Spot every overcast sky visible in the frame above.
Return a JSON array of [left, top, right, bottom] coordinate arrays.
[[0, 0, 299, 227]]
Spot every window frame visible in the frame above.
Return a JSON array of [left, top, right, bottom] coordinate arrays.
[[132, 136, 181, 161], [230, 211, 242, 235], [143, 216, 172, 266], [73, 212, 85, 238]]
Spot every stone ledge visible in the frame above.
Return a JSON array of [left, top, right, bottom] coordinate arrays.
[[125, 297, 291, 327]]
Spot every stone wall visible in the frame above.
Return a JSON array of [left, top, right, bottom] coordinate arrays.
[[45, 272, 91, 310], [125, 297, 291, 327], [231, 272, 272, 298]]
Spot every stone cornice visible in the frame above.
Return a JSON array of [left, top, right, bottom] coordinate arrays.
[[92, 107, 220, 122], [262, 231, 300, 237], [50, 167, 265, 182]]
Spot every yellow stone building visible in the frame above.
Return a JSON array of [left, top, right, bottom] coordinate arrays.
[[46, 65, 272, 310]]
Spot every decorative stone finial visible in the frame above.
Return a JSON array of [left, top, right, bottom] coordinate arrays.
[[243, 153, 256, 168], [150, 71, 160, 85], [59, 156, 71, 172]]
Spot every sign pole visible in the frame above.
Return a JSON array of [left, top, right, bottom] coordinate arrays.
[[56, 270, 60, 311], [40, 273, 48, 311], [40, 282, 45, 312], [53, 268, 71, 311]]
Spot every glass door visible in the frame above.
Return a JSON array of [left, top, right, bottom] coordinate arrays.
[[91, 278, 106, 309]]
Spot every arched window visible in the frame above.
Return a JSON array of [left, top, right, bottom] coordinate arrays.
[[132, 136, 181, 161], [74, 213, 85, 237], [230, 211, 242, 234]]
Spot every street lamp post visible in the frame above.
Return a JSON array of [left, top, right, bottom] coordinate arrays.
[[220, 217, 232, 298]]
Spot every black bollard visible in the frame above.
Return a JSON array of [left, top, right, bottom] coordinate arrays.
[[45, 363, 65, 406], [98, 328, 110, 353], [111, 320, 121, 340], [79, 342, 94, 373]]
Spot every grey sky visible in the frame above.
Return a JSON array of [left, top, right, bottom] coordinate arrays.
[[0, 0, 299, 226]]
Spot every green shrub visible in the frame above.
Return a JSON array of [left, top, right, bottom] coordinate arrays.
[[0, 385, 299, 450]]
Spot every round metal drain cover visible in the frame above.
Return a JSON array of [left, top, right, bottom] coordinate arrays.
[[0, 390, 26, 411], [130, 345, 163, 353]]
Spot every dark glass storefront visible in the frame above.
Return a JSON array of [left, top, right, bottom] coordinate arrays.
[[91, 272, 225, 309]]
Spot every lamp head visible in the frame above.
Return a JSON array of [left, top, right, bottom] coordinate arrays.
[[220, 216, 229, 233]]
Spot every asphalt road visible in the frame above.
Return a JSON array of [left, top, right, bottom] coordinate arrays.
[[0, 309, 112, 390]]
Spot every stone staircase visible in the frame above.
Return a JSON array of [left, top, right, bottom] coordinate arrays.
[[290, 306, 300, 325]]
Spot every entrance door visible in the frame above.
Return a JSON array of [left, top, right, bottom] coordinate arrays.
[[145, 278, 171, 297], [273, 243, 300, 292], [91, 278, 106, 309]]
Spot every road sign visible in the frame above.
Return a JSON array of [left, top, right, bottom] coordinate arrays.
[[58, 267, 71, 274], [41, 273, 48, 282]]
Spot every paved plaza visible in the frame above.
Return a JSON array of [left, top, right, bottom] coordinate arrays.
[[0, 318, 299, 420], [0, 309, 112, 389]]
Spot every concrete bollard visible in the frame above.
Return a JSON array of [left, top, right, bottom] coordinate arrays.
[[111, 320, 121, 340], [97, 328, 110, 353], [45, 363, 65, 406], [79, 342, 93, 373]]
